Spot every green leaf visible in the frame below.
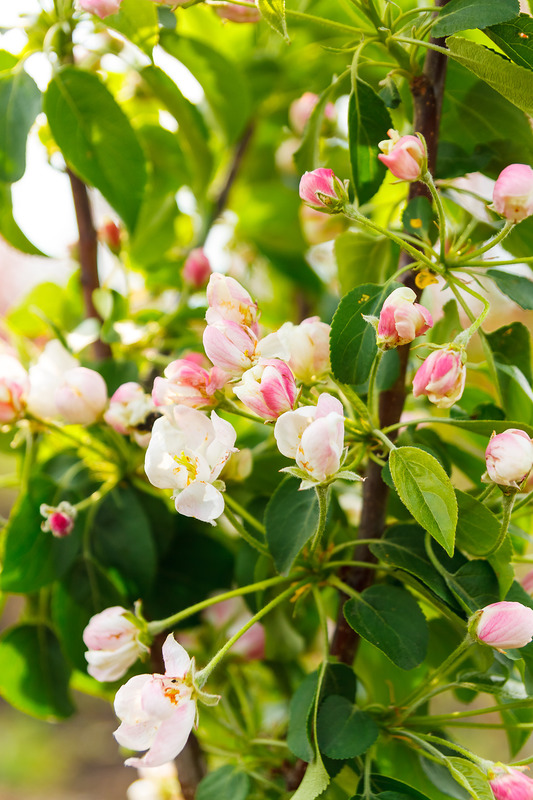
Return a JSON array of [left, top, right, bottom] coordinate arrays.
[[369, 775, 436, 800], [265, 476, 319, 575], [495, 363, 533, 425], [294, 71, 350, 173], [432, 0, 518, 38], [159, 31, 250, 143], [455, 490, 501, 556], [330, 282, 399, 385], [317, 695, 378, 759], [487, 322, 532, 383], [446, 758, 494, 800], [447, 36, 533, 116], [257, 0, 289, 41], [0, 183, 47, 256], [348, 79, 392, 204], [44, 67, 146, 232], [287, 671, 318, 761], [0, 51, 18, 72], [105, 0, 159, 55], [92, 486, 156, 596], [141, 65, 212, 192], [0, 68, 41, 182], [0, 474, 81, 593], [486, 269, 533, 310], [485, 14, 533, 70], [402, 197, 437, 243], [344, 584, 429, 670], [291, 757, 330, 800], [0, 625, 74, 720], [335, 231, 398, 295], [437, 418, 533, 438], [389, 447, 458, 557], [197, 766, 250, 800], [445, 560, 500, 613]]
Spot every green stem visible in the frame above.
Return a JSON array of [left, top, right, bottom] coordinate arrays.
[[477, 483, 496, 503], [330, 575, 362, 600], [464, 257, 533, 267], [481, 490, 517, 558], [423, 171, 447, 265], [447, 276, 490, 347], [309, 485, 329, 556], [397, 730, 487, 768], [392, 6, 440, 32], [409, 697, 533, 725], [285, 8, 373, 35], [74, 478, 119, 512], [373, 428, 397, 452], [367, 350, 384, 426], [456, 221, 515, 264], [147, 573, 300, 636], [195, 581, 307, 686], [223, 505, 269, 556], [219, 399, 265, 424], [224, 494, 266, 535]]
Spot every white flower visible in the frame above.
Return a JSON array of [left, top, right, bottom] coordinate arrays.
[[83, 606, 149, 682], [26, 340, 79, 420]]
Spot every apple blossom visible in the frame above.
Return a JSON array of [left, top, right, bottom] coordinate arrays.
[[0, 354, 29, 423], [55, 367, 108, 425], [114, 635, 198, 768], [152, 359, 226, 410], [471, 601, 533, 650], [488, 766, 533, 800], [412, 347, 466, 409], [378, 130, 426, 181], [493, 164, 533, 223], [215, 2, 261, 22], [203, 321, 258, 377], [299, 168, 346, 213], [289, 92, 336, 136], [259, 317, 331, 384], [84, 606, 149, 682], [484, 429, 533, 489], [105, 382, 156, 437], [274, 392, 345, 486], [78, 0, 122, 18], [234, 359, 297, 420], [205, 274, 259, 334], [26, 340, 79, 420], [366, 287, 433, 350], [182, 249, 211, 289], [40, 501, 77, 537], [144, 405, 237, 523], [127, 763, 183, 800], [204, 597, 265, 661]]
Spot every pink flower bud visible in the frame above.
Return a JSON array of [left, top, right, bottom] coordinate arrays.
[[215, 2, 261, 22], [378, 129, 426, 181], [485, 428, 533, 488], [289, 92, 336, 136], [299, 168, 345, 213], [152, 359, 226, 409], [472, 601, 533, 650], [78, 0, 122, 18], [375, 287, 433, 349], [489, 766, 533, 800], [104, 382, 155, 435], [234, 359, 297, 420], [522, 571, 533, 595], [412, 347, 466, 409], [40, 501, 77, 537], [206, 274, 259, 334], [203, 321, 258, 377], [98, 219, 121, 254], [84, 606, 149, 682], [0, 354, 29, 423], [493, 164, 533, 223], [55, 367, 108, 425], [183, 248, 212, 289]]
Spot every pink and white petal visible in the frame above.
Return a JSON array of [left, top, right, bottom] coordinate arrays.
[[162, 634, 191, 678], [114, 717, 160, 752], [274, 407, 315, 458], [85, 640, 140, 681], [125, 700, 197, 769], [315, 393, 344, 418], [114, 675, 153, 723], [175, 482, 225, 523]]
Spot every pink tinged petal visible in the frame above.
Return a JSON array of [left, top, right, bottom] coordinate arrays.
[[476, 601, 533, 649], [274, 407, 316, 458], [162, 634, 191, 678], [297, 415, 344, 482], [86, 640, 141, 682], [124, 699, 197, 769], [140, 677, 191, 719], [205, 274, 259, 332], [490, 769, 533, 800], [493, 164, 533, 222], [315, 393, 344, 418], [174, 482, 225, 523], [377, 305, 398, 342], [203, 322, 257, 376], [299, 168, 339, 209], [83, 606, 134, 650]]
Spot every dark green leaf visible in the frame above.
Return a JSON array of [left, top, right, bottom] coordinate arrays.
[[265, 476, 319, 575], [330, 282, 399, 385], [105, 0, 159, 55], [44, 67, 146, 231], [378, 73, 401, 109], [317, 696, 378, 759], [487, 322, 532, 382], [287, 671, 318, 761], [348, 79, 391, 204], [0, 474, 81, 593], [485, 14, 533, 70], [335, 231, 398, 295], [0, 68, 40, 182], [445, 560, 500, 613], [447, 36, 533, 116], [197, 765, 250, 800], [432, 0, 518, 38], [495, 363, 533, 425], [0, 625, 74, 720], [402, 197, 437, 243], [0, 183, 47, 256], [486, 269, 533, 310], [455, 490, 501, 556], [257, 0, 289, 41], [344, 584, 429, 670], [389, 447, 457, 556], [368, 775, 435, 800], [160, 31, 250, 142]]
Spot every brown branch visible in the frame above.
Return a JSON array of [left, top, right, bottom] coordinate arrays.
[[67, 168, 111, 361], [330, 0, 451, 665], [204, 123, 255, 236]]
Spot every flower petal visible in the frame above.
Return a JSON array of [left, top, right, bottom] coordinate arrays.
[[125, 700, 196, 769]]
